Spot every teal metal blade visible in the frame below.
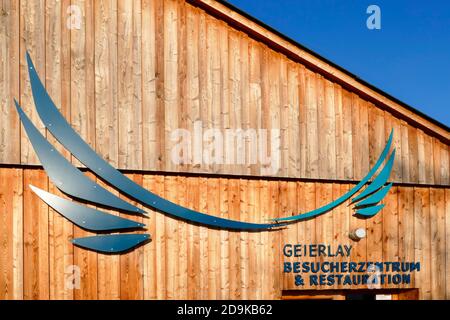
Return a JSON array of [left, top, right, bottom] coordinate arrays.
[[30, 185, 145, 231], [72, 234, 150, 253]]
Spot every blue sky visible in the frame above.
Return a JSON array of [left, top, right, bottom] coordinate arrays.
[[227, 0, 450, 127]]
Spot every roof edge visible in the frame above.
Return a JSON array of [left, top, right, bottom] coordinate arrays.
[[187, 0, 449, 144]]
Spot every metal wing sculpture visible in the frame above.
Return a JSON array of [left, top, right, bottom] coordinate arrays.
[[14, 52, 395, 253]]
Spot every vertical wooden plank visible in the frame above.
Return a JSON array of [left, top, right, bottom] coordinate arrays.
[[351, 95, 361, 180], [118, 0, 142, 169], [398, 187, 415, 288], [219, 178, 230, 299], [45, 0, 71, 158], [351, 99, 369, 283], [245, 179, 258, 298], [268, 180, 280, 299], [177, 0, 187, 174], [48, 183, 74, 300], [142, 175, 157, 299], [341, 90, 353, 179], [207, 177, 220, 299], [228, 30, 242, 175], [0, 168, 14, 299], [318, 78, 336, 179], [0, 0, 20, 164], [382, 186, 399, 288], [408, 126, 419, 183], [154, 175, 167, 299], [305, 70, 318, 178], [259, 47, 269, 178], [279, 59, 289, 177], [334, 84, 344, 179], [45, 0, 73, 300], [186, 176, 200, 299], [94, 0, 118, 167], [367, 105, 384, 265], [77, 175, 99, 300], [20, 0, 45, 165], [119, 174, 144, 300], [385, 113, 402, 182], [185, 5, 200, 173], [433, 139, 442, 185], [430, 188, 446, 299], [414, 187, 431, 299], [249, 42, 262, 176], [446, 188, 450, 299], [12, 168, 23, 300], [164, 175, 179, 299], [71, 0, 99, 298], [176, 175, 188, 299], [287, 64, 300, 177], [0, 168, 23, 299], [71, 0, 96, 167], [142, 0, 157, 170], [240, 35, 251, 176], [198, 177, 209, 299], [299, 182, 317, 290], [279, 181, 290, 289], [359, 100, 370, 178], [417, 129, 426, 184], [298, 66, 307, 178], [283, 180, 299, 290], [331, 183, 345, 290], [400, 121, 410, 182], [266, 52, 281, 177], [423, 134, 435, 184], [259, 180, 270, 298], [341, 185, 354, 290], [163, 0, 178, 172], [314, 183, 333, 290], [208, 18, 221, 173], [197, 10, 207, 172], [23, 170, 49, 299], [440, 143, 449, 185], [228, 178, 241, 299], [239, 179, 249, 299]]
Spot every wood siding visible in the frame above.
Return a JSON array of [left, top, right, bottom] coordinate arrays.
[[0, 0, 449, 301], [0, 0, 448, 185], [0, 167, 449, 300]]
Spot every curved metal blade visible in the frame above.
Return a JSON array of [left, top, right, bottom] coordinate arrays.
[[26, 52, 280, 230], [72, 234, 150, 253], [15, 100, 145, 215], [352, 150, 396, 203], [353, 183, 393, 208], [274, 132, 394, 222], [355, 204, 385, 217], [30, 185, 145, 231]]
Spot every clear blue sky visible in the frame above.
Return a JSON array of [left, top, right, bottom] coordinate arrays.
[[227, 0, 450, 127]]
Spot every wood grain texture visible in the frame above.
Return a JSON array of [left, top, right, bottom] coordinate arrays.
[[19, 0, 45, 165], [0, 0, 20, 164], [0, 168, 448, 299], [0, 168, 23, 299], [71, 0, 96, 168], [23, 169, 49, 299], [118, 0, 142, 170], [1, 0, 449, 186], [0, 0, 449, 300]]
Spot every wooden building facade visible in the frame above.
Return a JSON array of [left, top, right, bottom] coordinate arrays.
[[0, 0, 449, 299]]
